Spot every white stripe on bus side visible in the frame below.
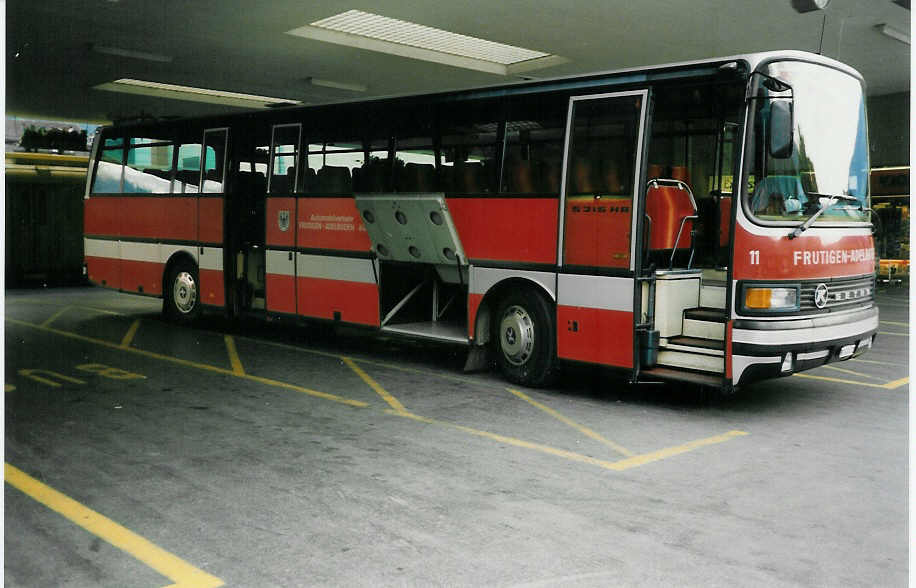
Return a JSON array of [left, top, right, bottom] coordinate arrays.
[[557, 274, 633, 312], [85, 238, 222, 272], [296, 253, 376, 284], [266, 249, 295, 277], [84, 237, 119, 258], [469, 267, 556, 299]]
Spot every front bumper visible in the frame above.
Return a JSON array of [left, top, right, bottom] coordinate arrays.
[[731, 305, 879, 386]]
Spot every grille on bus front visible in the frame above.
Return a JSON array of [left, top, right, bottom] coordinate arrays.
[[799, 275, 875, 313]]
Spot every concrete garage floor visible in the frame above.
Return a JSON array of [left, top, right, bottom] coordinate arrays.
[[4, 285, 908, 587]]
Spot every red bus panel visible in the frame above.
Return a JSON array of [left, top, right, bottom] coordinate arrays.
[[563, 196, 632, 268], [556, 306, 633, 367], [297, 276, 379, 326], [121, 197, 197, 242], [447, 197, 558, 264], [733, 224, 875, 280], [266, 198, 296, 248], [120, 259, 163, 295], [296, 198, 371, 252], [84, 197, 119, 237], [85, 255, 120, 290], [198, 198, 224, 244]]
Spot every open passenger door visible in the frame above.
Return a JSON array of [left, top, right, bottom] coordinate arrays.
[[556, 90, 650, 370]]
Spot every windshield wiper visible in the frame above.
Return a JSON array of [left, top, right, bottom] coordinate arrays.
[[787, 193, 861, 240]]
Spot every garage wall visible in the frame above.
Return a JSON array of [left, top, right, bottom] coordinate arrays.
[[868, 92, 910, 168]]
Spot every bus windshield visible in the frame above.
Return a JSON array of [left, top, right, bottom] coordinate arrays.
[[745, 60, 869, 224]]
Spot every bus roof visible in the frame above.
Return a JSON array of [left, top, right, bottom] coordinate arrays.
[[103, 50, 863, 131]]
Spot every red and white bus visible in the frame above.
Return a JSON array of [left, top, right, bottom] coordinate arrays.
[[84, 50, 877, 391]]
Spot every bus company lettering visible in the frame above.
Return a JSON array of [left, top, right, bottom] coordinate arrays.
[[793, 248, 874, 266], [298, 214, 367, 232]]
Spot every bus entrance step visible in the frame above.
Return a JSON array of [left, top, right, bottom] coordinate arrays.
[[666, 335, 725, 352], [639, 366, 724, 387], [683, 307, 726, 322]]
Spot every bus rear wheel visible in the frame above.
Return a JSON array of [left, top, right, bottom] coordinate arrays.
[[493, 288, 558, 387], [163, 259, 201, 323]]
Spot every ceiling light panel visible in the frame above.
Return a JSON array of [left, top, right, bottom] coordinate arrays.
[[288, 10, 567, 75], [93, 79, 301, 109]]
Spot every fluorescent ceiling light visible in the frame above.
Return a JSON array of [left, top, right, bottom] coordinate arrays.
[[287, 9, 567, 76], [91, 44, 173, 63], [877, 23, 910, 45], [307, 77, 367, 93], [93, 79, 302, 109]]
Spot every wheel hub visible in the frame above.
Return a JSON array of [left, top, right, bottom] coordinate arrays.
[[499, 305, 534, 366], [173, 271, 198, 314]]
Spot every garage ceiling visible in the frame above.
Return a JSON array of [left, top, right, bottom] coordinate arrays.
[[7, 0, 911, 124]]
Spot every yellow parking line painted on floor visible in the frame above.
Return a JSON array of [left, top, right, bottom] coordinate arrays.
[[224, 335, 245, 376], [820, 364, 886, 380], [10, 317, 751, 474], [40, 306, 71, 328], [606, 431, 749, 470], [342, 357, 408, 414], [5, 384, 15, 392], [850, 358, 907, 367], [120, 319, 142, 349], [10, 298, 125, 316], [507, 388, 633, 457], [18, 369, 86, 388], [793, 372, 909, 390], [390, 410, 748, 472], [5, 463, 224, 588], [878, 331, 908, 337], [882, 377, 910, 390], [7, 318, 368, 408], [880, 320, 909, 327]]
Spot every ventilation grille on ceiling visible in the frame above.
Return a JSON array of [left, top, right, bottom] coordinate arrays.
[[287, 10, 567, 75]]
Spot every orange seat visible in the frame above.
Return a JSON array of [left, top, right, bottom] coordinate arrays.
[[645, 180, 697, 251]]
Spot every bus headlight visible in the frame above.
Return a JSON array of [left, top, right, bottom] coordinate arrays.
[[743, 286, 799, 312]]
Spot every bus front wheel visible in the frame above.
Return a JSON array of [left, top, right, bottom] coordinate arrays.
[[163, 259, 201, 323], [493, 289, 558, 387]]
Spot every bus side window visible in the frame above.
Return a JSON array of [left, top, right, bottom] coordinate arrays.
[[306, 141, 362, 195], [353, 137, 392, 193], [269, 124, 301, 194], [395, 135, 436, 192], [91, 137, 125, 194], [438, 99, 502, 194], [125, 137, 174, 194], [202, 129, 228, 193], [502, 95, 567, 195]]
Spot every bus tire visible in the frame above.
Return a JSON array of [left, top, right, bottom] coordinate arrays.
[[163, 259, 201, 323], [493, 288, 558, 387]]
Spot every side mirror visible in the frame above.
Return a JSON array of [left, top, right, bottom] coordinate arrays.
[[768, 100, 794, 159]]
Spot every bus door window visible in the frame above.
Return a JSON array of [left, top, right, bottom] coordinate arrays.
[[175, 143, 202, 194], [502, 94, 567, 195], [562, 93, 644, 269], [268, 124, 301, 195], [647, 83, 744, 268]]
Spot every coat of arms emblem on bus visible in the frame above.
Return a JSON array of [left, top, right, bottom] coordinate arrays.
[[278, 210, 290, 232]]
